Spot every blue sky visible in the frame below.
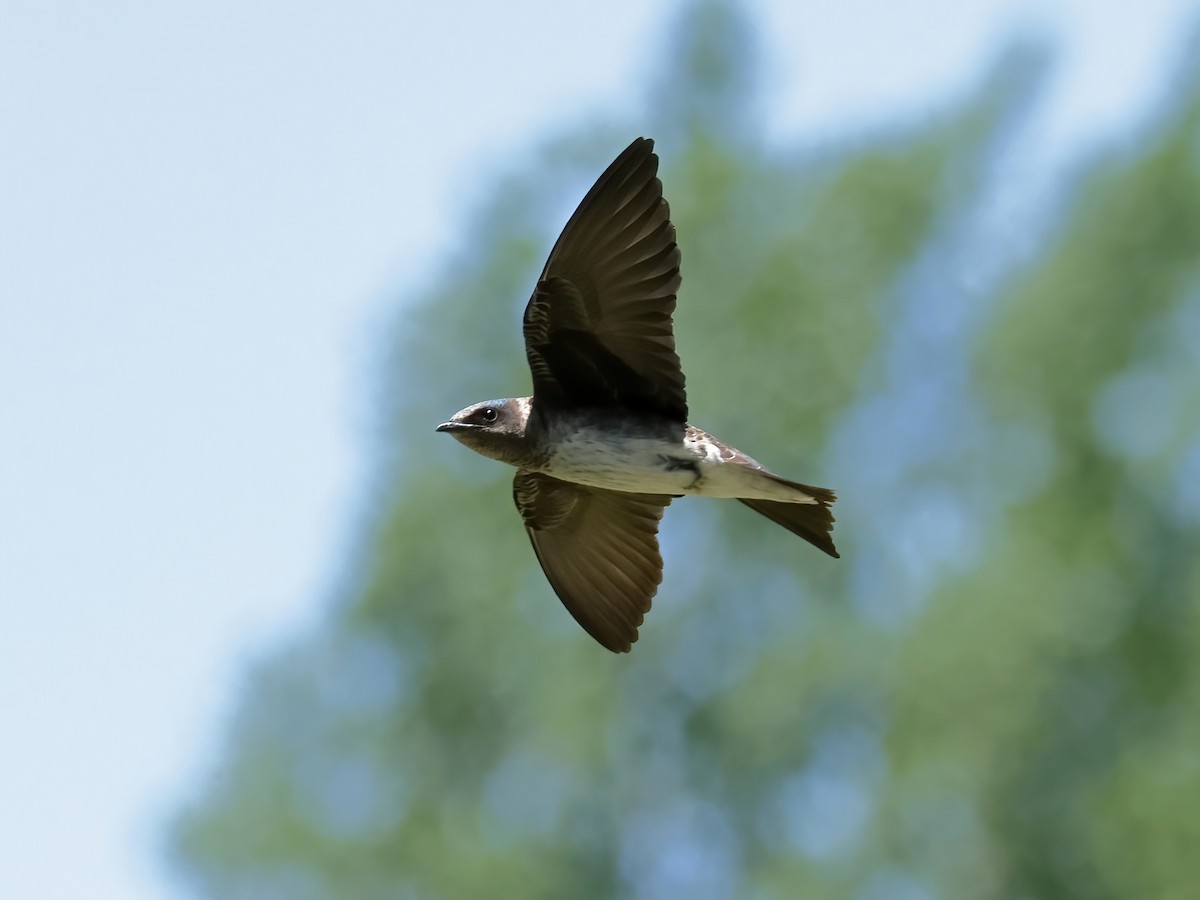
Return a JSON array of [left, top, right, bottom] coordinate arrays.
[[0, 1, 1193, 897]]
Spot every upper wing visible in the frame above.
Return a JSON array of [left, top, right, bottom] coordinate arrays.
[[513, 470, 673, 653], [523, 137, 686, 422]]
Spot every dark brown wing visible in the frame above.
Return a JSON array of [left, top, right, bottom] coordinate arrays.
[[523, 137, 686, 422], [513, 470, 672, 653]]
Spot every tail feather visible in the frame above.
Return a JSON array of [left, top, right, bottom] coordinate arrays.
[[739, 477, 839, 558]]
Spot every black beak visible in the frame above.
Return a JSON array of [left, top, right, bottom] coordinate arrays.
[[436, 421, 476, 433]]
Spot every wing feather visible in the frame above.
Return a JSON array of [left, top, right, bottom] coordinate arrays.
[[523, 138, 686, 422], [513, 471, 672, 653]]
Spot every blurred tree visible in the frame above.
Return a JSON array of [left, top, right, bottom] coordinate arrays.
[[169, 4, 1200, 899]]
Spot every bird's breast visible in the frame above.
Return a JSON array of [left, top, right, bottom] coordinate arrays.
[[542, 424, 706, 495]]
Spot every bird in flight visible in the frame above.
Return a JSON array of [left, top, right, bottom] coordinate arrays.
[[438, 137, 838, 652]]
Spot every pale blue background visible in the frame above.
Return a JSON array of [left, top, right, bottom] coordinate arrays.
[[0, 1, 1192, 897]]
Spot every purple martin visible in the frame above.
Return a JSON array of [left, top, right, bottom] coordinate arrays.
[[437, 137, 838, 652]]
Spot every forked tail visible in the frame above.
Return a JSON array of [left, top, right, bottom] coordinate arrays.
[[738, 477, 839, 558]]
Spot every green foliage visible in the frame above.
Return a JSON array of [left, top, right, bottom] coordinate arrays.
[[170, 5, 1200, 898]]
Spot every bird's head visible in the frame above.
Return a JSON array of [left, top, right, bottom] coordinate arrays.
[[436, 397, 533, 465]]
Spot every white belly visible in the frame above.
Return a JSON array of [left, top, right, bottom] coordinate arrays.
[[543, 427, 803, 501], [545, 431, 702, 494]]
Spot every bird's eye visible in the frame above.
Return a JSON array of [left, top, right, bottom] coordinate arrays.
[[481, 407, 498, 423]]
